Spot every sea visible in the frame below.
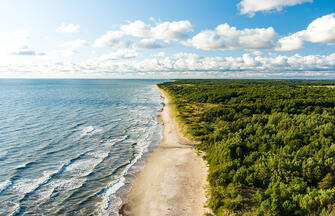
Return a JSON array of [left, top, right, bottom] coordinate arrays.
[[0, 79, 164, 215]]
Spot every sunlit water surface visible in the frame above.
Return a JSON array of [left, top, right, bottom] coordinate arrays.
[[0, 79, 163, 215]]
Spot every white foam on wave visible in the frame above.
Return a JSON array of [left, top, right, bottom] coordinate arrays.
[[0, 179, 12, 194], [102, 135, 129, 148], [8, 170, 55, 214], [15, 160, 34, 169], [10, 107, 161, 214], [65, 151, 109, 177], [102, 177, 125, 211], [35, 177, 84, 204], [93, 87, 163, 215], [12, 171, 53, 195], [111, 111, 162, 213], [9, 203, 21, 216], [16, 163, 27, 169], [50, 178, 83, 191], [33, 150, 111, 207], [86, 150, 109, 159], [95, 176, 126, 215], [98, 123, 161, 214], [10, 149, 111, 209], [80, 126, 101, 138]]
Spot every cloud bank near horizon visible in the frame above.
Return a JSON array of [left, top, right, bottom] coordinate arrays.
[[2, 52, 335, 79]]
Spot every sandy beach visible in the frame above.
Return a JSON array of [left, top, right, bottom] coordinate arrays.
[[120, 88, 208, 216]]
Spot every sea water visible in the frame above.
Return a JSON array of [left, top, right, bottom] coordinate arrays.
[[0, 79, 163, 215]]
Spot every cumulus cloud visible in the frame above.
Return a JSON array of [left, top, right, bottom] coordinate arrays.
[[94, 15, 335, 52], [123, 52, 335, 78], [184, 23, 277, 50], [10, 45, 45, 56], [92, 52, 335, 78], [153, 51, 166, 57], [238, 0, 313, 17], [120, 20, 151, 37], [302, 13, 335, 43], [120, 20, 193, 41], [93, 30, 131, 48], [173, 52, 201, 59], [99, 49, 139, 60], [93, 20, 193, 49], [150, 20, 193, 41], [276, 31, 304, 51], [275, 14, 335, 51], [62, 39, 88, 48], [135, 38, 169, 49], [3, 52, 335, 79], [56, 23, 80, 33], [251, 50, 263, 56]]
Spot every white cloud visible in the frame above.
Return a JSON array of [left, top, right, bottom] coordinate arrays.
[[94, 20, 193, 49], [90, 52, 335, 78], [242, 53, 257, 65], [93, 30, 131, 48], [276, 31, 304, 51], [251, 50, 263, 56], [99, 49, 139, 60], [238, 0, 313, 17], [135, 38, 168, 49], [3, 52, 335, 78], [94, 16, 335, 52], [120, 20, 151, 37], [120, 20, 193, 41], [150, 20, 193, 41], [184, 23, 277, 50], [56, 23, 80, 33], [55, 40, 87, 57], [303, 13, 335, 43], [153, 51, 166, 57], [124, 52, 335, 78], [173, 52, 201, 59], [10, 45, 45, 56], [275, 13, 335, 51], [62, 39, 88, 48]]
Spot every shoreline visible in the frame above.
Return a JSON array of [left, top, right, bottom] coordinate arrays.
[[119, 88, 208, 216]]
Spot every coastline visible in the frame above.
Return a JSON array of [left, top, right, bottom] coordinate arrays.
[[119, 87, 208, 216]]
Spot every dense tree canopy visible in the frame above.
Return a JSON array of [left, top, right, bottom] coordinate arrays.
[[158, 80, 335, 216]]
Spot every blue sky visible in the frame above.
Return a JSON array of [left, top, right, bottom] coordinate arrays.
[[1, 0, 335, 78]]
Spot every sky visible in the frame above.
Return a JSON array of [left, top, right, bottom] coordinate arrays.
[[1, 0, 335, 79]]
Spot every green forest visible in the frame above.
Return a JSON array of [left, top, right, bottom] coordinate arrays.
[[157, 80, 335, 216]]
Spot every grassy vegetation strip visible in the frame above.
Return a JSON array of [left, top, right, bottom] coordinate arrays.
[[158, 87, 199, 141]]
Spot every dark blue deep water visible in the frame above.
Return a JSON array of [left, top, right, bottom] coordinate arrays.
[[0, 79, 163, 215]]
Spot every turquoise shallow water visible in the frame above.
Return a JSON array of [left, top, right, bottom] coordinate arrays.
[[0, 79, 163, 215]]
